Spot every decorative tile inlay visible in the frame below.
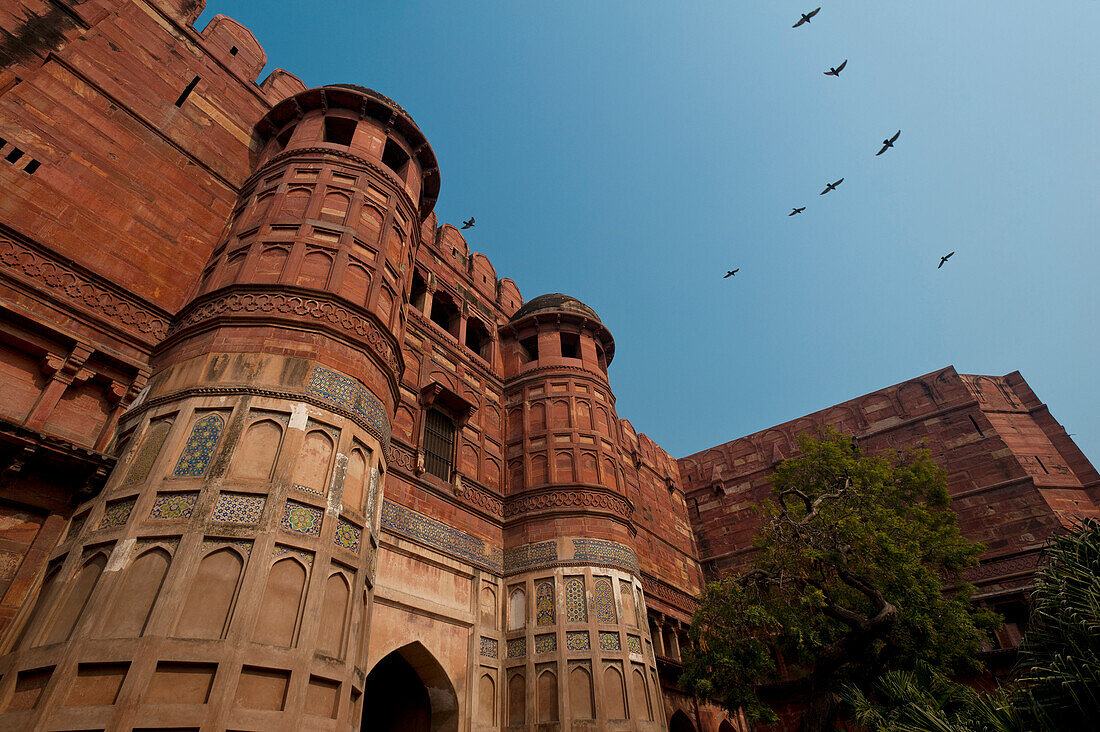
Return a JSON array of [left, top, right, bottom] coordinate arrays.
[[200, 538, 253, 557], [272, 544, 313, 567], [307, 366, 390, 445], [213, 492, 265, 524], [67, 513, 88, 541], [335, 518, 362, 552], [480, 636, 498, 658], [566, 630, 591, 651], [305, 418, 340, 441], [149, 492, 197, 520], [535, 633, 557, 654], [565, 577, 587, 623], [627, 634, 643, 655], [172, 413, 225, 477], [135, 536, 180, 553], [292, 483, 326, 497], [536, 581, 554, 626], [503, 540, 558, 573], [571, 538, 639, 574], [506, 637, 526, 658], [281, 500, 323, 536], [380, 500, 502, 572], [598, 631, 621, 651], [123, 420, 170, 486], [99, 498, 136, 530], [594, 578, 617, 623]]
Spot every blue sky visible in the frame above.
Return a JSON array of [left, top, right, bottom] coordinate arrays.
[[200, 2, 1100, 462]]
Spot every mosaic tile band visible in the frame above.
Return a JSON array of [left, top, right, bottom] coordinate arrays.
[[571, 538, 639, 574], [503, 540, 557, 573], [536, 581, 554, 626], [598, 630, 621, 651], [565, 577, 587, 623], [306, 366, 390, 447], [594, 578, 617, 623], [506, 637, 526, 659], [380, 500, 502, 572], [627, 634, 643, 655], [480, 637, 498, 658], [149, 492, 197, 521]]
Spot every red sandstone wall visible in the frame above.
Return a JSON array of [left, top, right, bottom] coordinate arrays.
[[678, 367, 1100, 613]]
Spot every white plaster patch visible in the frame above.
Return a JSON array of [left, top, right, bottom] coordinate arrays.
[[106, 538, 136, 572], [289, 402, 309, 430], [328, 452, 349, 514]]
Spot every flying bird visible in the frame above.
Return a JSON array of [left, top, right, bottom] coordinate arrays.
[[820, 178, 844, 195], [793, 7, 820, 27], [876, 130, 901, 156], [938, 252, 955, 269], [724, 269, 739, 279], [461, 217, 475, 229], [789, 206, 806, 216], [824, 59, 847, 76]]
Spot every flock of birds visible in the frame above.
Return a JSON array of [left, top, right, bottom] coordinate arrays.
[[724, 7, 954, 279]]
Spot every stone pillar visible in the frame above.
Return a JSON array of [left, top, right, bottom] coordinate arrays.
[[0, 84, 439, 732]]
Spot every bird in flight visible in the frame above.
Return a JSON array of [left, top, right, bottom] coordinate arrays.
[[724, 269, 740, 278], [876, 130, 901, 156], [824, 60, 847, 76], [938, 252, 955, 269], [793, 7, 820, 27], [820, 178, 844, 195], [789, 206, 806, 216], [461, 217, 475, 229]]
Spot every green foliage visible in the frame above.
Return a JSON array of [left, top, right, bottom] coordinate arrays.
[[839, 664, 1023, 732], [1014, 517, 1100, 730], [680, 430, 999, 727]]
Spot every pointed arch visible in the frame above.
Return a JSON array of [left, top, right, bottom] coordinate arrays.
[[176, 547, 243, 639], [292, 429, 334, 495], [317, 572, 351, 658], [670, 709, 697, 732], [632, 667, 653, 720], [364, 641, 458, 732], [508, 672, 526, 726], [344, 446, 367, 512], [43, 552, 107, 645], [569, 663, 595, 719], [603, 664, 627, 719], [297, 248, 333, 289], [479, 673, 495, 724], [508, 587, 526, 630], [99, 548, 170, 638], [252, 557, 307, 647], [231, 418, 282, 481], [537, 668, 558, 722]]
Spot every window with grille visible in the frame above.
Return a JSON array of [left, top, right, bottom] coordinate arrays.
[[423, 408, 455, 481]]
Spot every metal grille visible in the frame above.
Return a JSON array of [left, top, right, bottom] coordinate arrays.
[[423, 408, 455, 481]]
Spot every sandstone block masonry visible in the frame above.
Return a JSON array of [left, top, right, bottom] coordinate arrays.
[[0, 2, 1095, 731]]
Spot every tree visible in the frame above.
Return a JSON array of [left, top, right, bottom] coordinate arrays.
[[680, 430, 1000, 732], [1014, 517, 1100, 730]]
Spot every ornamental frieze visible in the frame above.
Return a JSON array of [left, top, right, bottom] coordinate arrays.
[[0, 234, 170, 342], [170, 288, 400, 374], [504, 488, 633, 520]]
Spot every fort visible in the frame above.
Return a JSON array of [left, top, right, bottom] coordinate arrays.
[[0, 3, 1096, 731]]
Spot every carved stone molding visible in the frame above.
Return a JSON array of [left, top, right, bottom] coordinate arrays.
[[504, 488, 633, 520], [169, 287, 401, 376], [0, 233, 170, 342], [642, 574, 700, 613], [964, 552, 1039, 582]]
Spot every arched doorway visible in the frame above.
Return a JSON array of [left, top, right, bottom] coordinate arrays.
[[363, 642, 458, 732], [719, 720, 737, 732], [670, 708, 697, 732]]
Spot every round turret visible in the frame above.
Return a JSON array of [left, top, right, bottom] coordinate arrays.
[[502, 293, 615, 378]]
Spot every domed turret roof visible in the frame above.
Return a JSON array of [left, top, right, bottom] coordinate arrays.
[[510, 293, 601, 323]]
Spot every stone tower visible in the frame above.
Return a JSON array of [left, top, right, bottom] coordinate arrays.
[[495, 294, 665, 729], [0, 84, 438, 730]]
